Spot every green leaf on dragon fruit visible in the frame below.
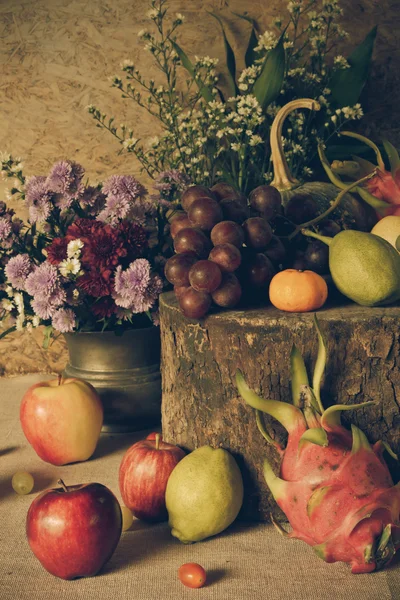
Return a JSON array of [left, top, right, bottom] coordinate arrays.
[[298, 428, 328, 452], [351, 154, 377, 177], [356, 186, 390, 213], [208, 12, 238, 98], [376, 524, 396, 571], [171, 41, 214, 103], [252, 33, 285, 110], [321, 401, 376, 432], [340, 131, 385, 171], [382, 139, 400, 174], [255, 410, 283, 454], [262, 458, 288, 502], [290, 344, 309, 407], [329, 26, 377, 107], [351, 424, 372, 453], [373, 440, 399, 461], [312, 315, 327, 414], [232, 12, 259, 67], [236, 370, 306, 434]]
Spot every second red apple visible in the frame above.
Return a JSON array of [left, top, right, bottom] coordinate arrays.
[[119, 434, 185, 522]]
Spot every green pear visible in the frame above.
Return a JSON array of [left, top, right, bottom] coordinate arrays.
[[303, 229, 400, 306], [165, 445, 243, 543]]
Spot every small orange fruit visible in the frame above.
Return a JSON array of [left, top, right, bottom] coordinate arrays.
[[269, 269, 328, 312]]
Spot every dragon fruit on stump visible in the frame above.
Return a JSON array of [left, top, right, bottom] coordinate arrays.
[[236, 316, 400, 574]]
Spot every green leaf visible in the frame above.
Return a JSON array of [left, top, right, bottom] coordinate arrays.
[[356, 186, 390, 212], [252, 34, 285, 110], [383, 139, 400, 174], [208, 12, 237, 98], [232, 12, 259, 67], [42, 325, 54, 349], [299, 428, 328, 451], [171, 41, 214, 103], [329, 26, 377, 107], [312, 315, 327, 414], [290, 345, 309, 407]]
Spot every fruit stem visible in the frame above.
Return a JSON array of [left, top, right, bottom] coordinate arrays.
[[58, 374, 63, 386], [270, 99, 321, 191], [301, 230, 332, 246], [155, 433, 161, 450], [58, 479, 69, 493]]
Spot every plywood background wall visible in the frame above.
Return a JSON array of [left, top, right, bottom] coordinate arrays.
[[1, 0, 399, 375]]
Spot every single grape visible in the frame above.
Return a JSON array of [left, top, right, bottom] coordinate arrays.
[[173, 228, 211, 257], [243, 217, 273, 250], [241, 253, 275, 288], [264, 235, 286, 265], [12, 471, 34, 495], [211, 181, 241, 201], [210, 220, 245, 248], [164, 253, 198, 286], [303, 240, 330, 274], [292, 251, 308, 271], [170, 214, 192, 239], [179, 287, 212, 319], [249, 185, 282, 221], [181, 185, 213, 212], [284, 193, 319, 225], [189, 260, 222, 293], [121, 506, 134, 532], [212, 272, 242, 308], [219, 198, 249, 223], [188, 197, 223, 231], [209, 243, 242, 272]]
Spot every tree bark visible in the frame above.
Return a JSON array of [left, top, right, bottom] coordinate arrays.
[[159, 291, 400, 522]]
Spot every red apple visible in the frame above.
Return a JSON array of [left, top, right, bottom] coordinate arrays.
[[20, 376, 103, 466], [27, 479, 122, 580], [119, 434, 186, 522]]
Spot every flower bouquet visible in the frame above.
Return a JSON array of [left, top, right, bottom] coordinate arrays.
[[0, 155, 165, 345], [89, 0, 375, 197]]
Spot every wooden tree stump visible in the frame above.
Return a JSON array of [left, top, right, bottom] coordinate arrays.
[[159, 291, 400, 522]]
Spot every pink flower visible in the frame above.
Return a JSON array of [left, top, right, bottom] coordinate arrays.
[[365, 168, 400, 217]]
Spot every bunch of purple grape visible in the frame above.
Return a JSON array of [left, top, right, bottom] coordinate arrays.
[[164, 183, 286, 319]]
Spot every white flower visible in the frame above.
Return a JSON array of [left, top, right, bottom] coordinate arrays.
[[331, 115, 338, 123], [147, 8, 159, 19], [231, 143, 241, 152], [1, 298, 14, 312], [5, 285, 14, 298], [32, 316, 40, 327], [137, 29, 147, 38], [216, 130, 225, 139], [59, 258, 81, 278], [121, 59, 134, 70], [148, 136, 159, 147], [14, 293, 24, 312], [249, 135, 263, 147], [72, 289, 80, 299], [238, 83, 248, 91], [334, 55, 350, 70], [123, 138, 138, 150], [26, 322, 33, 333], [67, 239, 84, 259], [175, 13, 185, 22], [255, 30, 277, 52]]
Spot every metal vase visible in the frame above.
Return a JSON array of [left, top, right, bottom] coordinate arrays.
[[63, 326, 161, 433]]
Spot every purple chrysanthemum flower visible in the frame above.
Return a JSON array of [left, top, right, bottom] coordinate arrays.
[[5, 255, 33, 290], [102, 175, 147, 200], [51, 308, 76, 333], [24, 176, 52, 224], [46, 160, 85, 201], [0, 216, 12, 242], [98, 175, 150, 225], [153, 170, 191, 203], [113, 259, 161, 313], [25, 262, 60, 298], [31, 289, 66, 320]]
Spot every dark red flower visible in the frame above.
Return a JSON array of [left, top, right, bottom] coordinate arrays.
[[46, 237, 69, 265], [76, 269, 112, 297], [81, 224, 127, 270], [66, 218, 103, 238], [117, 221, 148, 259], [91, 296, 117, 318]]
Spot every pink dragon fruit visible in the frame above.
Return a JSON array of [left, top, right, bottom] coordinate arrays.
[[236, 316, 400, 574]]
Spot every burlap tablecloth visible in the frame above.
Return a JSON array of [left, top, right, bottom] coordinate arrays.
[[1, 375, 399, 600]]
